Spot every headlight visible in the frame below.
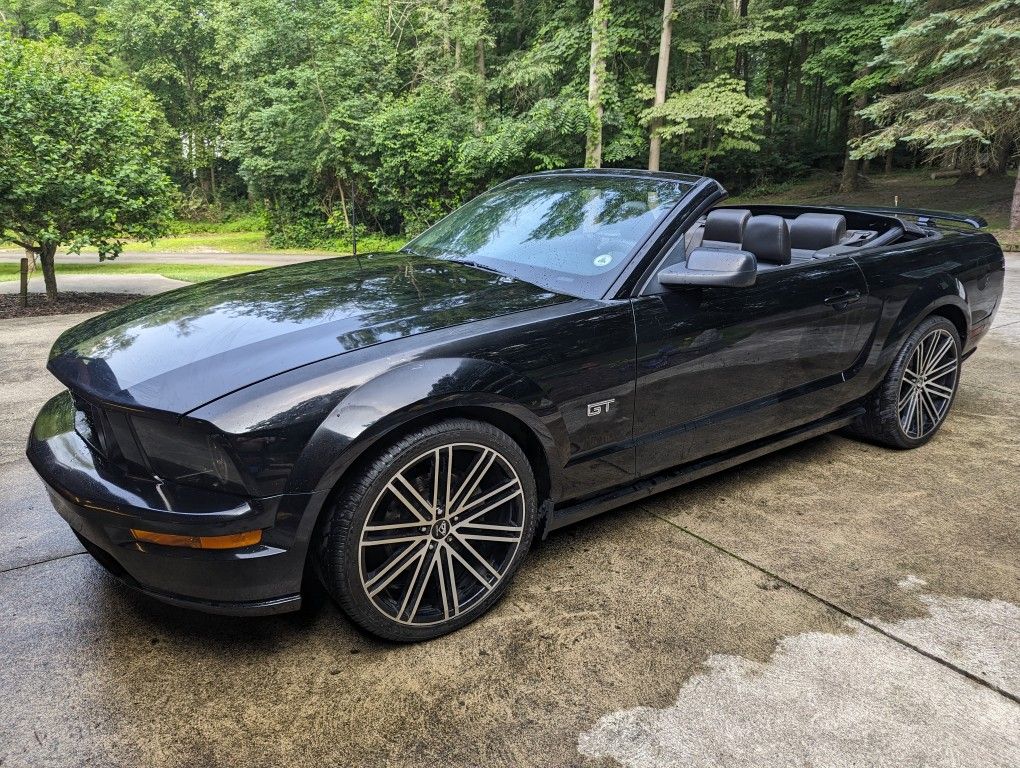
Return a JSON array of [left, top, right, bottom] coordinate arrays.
[[131, 416, 247, 494]]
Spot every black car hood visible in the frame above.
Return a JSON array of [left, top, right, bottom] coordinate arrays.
[[48, 252, 569, 414]]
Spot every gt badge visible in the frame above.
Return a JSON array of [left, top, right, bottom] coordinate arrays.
[[587, 399, 616, 417]]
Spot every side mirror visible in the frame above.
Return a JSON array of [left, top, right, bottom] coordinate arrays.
[[657, 248, 757, 288]]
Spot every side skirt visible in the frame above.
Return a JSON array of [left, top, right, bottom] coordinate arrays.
[[544, 406, 864, 535]]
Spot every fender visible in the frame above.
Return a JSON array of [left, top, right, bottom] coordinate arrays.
[[853, 268, 970, 399], [886, 276, 969, 352], [289, 357, 568, 507]]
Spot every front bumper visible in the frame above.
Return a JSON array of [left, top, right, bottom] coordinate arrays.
[[26, 392, 312, 616]]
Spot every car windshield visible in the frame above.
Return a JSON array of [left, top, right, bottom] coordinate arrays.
[[405, 174, 694, 297]]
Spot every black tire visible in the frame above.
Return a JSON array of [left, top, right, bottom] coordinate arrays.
[[846, 315, 962, 449], [315, 418, 538, 642]]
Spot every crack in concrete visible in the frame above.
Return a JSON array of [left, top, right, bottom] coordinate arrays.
[[644, 507, 1020, 706], [0, 550, 87, 576]]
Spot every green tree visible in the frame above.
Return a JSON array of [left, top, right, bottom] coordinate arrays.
[[641, 74, 766, 174], [0, 37, 175, 300], [798, 0, 905, 191], [105, 0, 223, 201], [854, 0, 1020, 225]]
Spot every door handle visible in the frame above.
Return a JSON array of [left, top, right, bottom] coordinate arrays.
[[824, 288, 862, 308]]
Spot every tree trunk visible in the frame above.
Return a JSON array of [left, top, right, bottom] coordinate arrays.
[[648, 0, 673, 172], [958, 146, 977, 178], [475, 40, 487, 135], [585, 0, 609, 169], [1010, 169, 1020, 230], [839, 74, 868, 193], [440, 0, 451, 56], [209, 139, 217, 201], [989, 133, 1010, 176], [732, 0, 748, 81], [40, 243, 58, 302], [884, 149, 893, 174]]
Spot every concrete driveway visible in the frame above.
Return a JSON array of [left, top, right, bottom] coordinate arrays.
[[1, 259, 1017, 767]]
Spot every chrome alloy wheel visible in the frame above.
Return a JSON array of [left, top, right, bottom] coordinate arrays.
[[898, 327, 959, 440], [358, 443, 526, 627]]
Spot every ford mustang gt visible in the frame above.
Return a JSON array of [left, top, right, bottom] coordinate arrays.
[[28, 169, 1005, 640]]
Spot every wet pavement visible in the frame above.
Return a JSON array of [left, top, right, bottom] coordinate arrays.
[[1, 257, 1017, 767]]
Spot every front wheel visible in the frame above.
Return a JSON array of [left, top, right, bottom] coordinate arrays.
[[847, 315, 961, 449], [315, 419, 538, 642]]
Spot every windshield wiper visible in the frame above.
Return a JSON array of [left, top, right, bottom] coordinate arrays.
[[450, 258, 504, 275]]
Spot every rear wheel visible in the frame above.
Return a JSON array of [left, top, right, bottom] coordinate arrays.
[[847, 315, 961, 448], [316, 419, 538, 641]]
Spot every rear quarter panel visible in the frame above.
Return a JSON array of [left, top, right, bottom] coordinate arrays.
[[846, 231, 1005, 400]]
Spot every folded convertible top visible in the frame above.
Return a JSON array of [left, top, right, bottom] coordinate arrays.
[[833, 206, 987, 232]]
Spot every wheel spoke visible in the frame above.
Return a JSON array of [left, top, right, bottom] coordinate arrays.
[[911, 344, 924, 378], [926, 359, 957, 381], [459, 522, 523, 533], [449, 449, 496, 512], [386, 480, 432, 524], [436, 548, 452, 620], [400, 548, 437, 622], [363, 520, 430, 547], [922, 337, 954, 376], [924, 380, 954, 399], [366, 541, 427, 597], [461, 532, 522, 544], [362, 534, 428, 547], [447, 542, 494, 588], [918, 389, 940, 427], [444, 547, 460, 616], [917, 333, 938, 374], [898, 386, 914, 411], [431, 448, 442, 511], [456, 476, 521, 516], [900, 392, 917, 436], [393, 471, 434, 519], [453, 533, 502, 580]]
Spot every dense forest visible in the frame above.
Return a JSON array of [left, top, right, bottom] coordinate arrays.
[[2, 0, 1018, 247]]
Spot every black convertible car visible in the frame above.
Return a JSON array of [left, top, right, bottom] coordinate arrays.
[[28, 169, 1005, 640]]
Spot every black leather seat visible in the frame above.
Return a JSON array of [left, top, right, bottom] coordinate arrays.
[[702, 208, 751, 249], [790, 213, 847, 253], [741, 215, 791, 265]]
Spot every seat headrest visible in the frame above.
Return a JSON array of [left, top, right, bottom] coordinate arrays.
[[790, 213, 847, 251], [742, 215, 791, 265], [704, 209, 751, 243]]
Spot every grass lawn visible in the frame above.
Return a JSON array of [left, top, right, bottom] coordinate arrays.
[[0, 261, 267, 284], [119, 230, 408, 255], [120, 231, 284, 254]]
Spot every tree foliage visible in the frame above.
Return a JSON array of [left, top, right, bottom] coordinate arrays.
[[2, 0, 1017, 243], [855, 0, 1020, 162], [0, 36, 175, 298]]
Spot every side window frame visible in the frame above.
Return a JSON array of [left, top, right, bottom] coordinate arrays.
[[630, 194, 724, 298]]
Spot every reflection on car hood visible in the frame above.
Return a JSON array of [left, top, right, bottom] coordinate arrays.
[[48, 253, 569, 414]]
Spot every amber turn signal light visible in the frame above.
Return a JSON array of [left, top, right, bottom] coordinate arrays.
[[131, 528, 262, 550]]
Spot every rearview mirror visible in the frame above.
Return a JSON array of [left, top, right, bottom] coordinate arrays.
[[657, 248, 757, 288]]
